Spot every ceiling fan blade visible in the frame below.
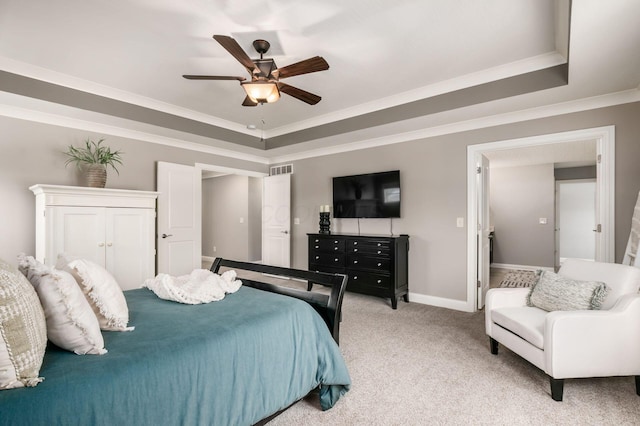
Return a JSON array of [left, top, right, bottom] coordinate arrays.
[[242, 96, 258, 107], [183, 75, 246, 81], [213, 35, 256, 74], [277, 82, 322, 105], [274, 56, 329, 79]]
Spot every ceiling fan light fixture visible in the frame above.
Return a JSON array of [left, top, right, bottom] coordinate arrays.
[[241, 81, 280, 104]]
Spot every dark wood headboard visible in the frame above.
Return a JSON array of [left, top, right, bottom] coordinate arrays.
[[210, 258, 347, 344]]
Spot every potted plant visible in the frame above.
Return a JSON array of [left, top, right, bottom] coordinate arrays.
[[64, 138, 123, 188]]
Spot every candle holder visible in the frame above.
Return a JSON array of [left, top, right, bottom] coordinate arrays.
[[319, 212, 331, 234]]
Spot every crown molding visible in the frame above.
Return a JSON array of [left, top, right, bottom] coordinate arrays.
[[267, 89, 640, 164], [0, 102, 270, 165]]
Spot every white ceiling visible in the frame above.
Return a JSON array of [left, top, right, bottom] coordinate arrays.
[[0, 0, 639, 159]]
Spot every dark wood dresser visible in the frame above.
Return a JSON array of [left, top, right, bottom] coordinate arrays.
[[307, 233, 409, 309]]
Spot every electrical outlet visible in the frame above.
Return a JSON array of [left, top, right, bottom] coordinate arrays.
[[539, 217, 548, 224]]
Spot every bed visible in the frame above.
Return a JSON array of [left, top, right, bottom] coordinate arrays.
[[0, 258, 350, 425]]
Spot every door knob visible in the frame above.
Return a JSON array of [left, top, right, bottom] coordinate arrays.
[[161, 233, 173, 239]]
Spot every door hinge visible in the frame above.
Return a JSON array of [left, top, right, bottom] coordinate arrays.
[[477, 280, 482, 288], [476, 166, 482, 174], [594, 224, 602, 233], [597, 154, 602, 164]]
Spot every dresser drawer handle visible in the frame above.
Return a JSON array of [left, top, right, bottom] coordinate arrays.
[[334, 247, 339, 251], [377, 250, 381, 254], [377, 263, 382, 267], [353, 242, 358, 245], [353, 276, 358, 280], [315, 239, 319, 243], [377, 243, 381, 247], [377, 279, 382, 284], [334, 258, 339, 262], [334, 240, 338, 244], [353, 260, 358, 264], [315, 256, 319, 260], [315, 245, 319, 249], [354, 248, 358, 252]]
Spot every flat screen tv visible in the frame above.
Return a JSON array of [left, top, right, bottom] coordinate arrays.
[[333, 170, 400, 218]]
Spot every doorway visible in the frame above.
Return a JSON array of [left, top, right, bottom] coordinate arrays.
[[466, 126, 615, 312], [196, 163, 268, 268]]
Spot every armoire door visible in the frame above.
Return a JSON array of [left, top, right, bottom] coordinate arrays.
[[49, 206, 106, 267], [106, 208, 155, 290]]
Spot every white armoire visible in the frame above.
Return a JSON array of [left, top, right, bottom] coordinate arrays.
[[30, 184, 158, 290]]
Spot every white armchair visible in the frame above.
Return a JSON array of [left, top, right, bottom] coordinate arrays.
[[485, 259, 640, 401]]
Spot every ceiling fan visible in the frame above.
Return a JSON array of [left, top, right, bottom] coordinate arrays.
[[183, 35, 329, 107]]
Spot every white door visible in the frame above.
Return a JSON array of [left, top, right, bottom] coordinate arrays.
[[262, 174, 291, 267], [106, 208, 155, 290], [157, 162, 201, 275], [556, 180, 596, 266], [50, 206, 105, 267], [477, 154, 491, 309]]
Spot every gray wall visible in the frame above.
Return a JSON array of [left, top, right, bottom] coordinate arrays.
[[0, 115, 267, 265], [282, 102, 640, 302], [201, 174, 262, 262], [555, 166, 596, 180], [2, 101, 640, 305], [490, 164, 556, 267]]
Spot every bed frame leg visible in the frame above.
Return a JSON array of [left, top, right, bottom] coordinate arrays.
[[489, 338, 498, 355], [550, 378, 564, 401]]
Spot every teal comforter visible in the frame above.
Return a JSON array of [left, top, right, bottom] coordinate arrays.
[[0, 287, 350, 425]]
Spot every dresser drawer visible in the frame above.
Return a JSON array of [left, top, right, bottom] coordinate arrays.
[[309, 264, 345, 275], [349, 271, 390, 290], [310, 253, 345, 267], [348, 255, 390, 272], [346, 239, 391, 252], [348, 245, 390, 256], [310, 238, 345, 252]]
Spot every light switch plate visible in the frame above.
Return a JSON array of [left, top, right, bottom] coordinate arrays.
[[456, 217, 464, 228], [539, 217, 547, 224], [294, 218, 300, 225]]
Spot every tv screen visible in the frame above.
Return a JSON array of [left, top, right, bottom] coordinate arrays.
[[332, 170, 401, 218]]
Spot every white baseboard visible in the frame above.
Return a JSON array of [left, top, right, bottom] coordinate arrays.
[[491, 263, 553, 272], [408, 292, 472, 312]]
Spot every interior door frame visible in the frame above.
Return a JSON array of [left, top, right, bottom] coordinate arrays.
[[466, 126, 615, 312], [195, 163, 268, 264]]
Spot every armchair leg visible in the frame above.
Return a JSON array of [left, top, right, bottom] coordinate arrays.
[[635, 376, 639, 396], [550, 378, 564, 401], [489, 338, 499, 355]]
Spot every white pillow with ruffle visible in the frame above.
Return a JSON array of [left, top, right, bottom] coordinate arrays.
[[56, 254, 133, 332], [18, 255, 106, 355]]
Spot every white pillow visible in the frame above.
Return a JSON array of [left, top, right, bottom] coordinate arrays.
[[56, 254, 133, 332], [0, 257, 47, 390], [18, 255, 106, 355]]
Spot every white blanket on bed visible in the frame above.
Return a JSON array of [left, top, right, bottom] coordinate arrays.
[[143, 269, 242, 304]]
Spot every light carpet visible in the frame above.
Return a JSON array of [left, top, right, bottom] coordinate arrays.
[[269, 288, 640, 425]]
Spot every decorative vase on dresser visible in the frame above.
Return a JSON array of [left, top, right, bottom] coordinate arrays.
[[29, 184, 159, 290], [308, 233, 409, 309]]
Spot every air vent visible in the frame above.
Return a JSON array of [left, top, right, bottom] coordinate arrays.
[[270, 164, 293, 176]]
